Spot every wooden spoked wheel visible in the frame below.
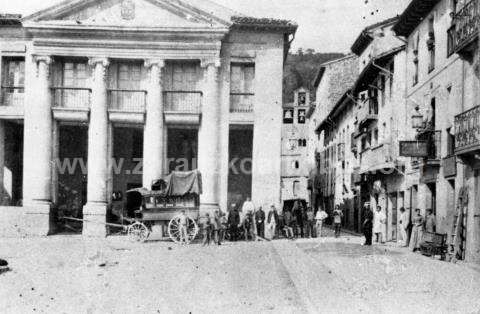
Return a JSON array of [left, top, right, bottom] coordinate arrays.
[[128, 222, 150, 242], [168, 215, 198, 244]]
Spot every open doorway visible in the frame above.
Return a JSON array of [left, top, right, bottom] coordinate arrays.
[[228, 125, 253, 209], [109, 126, 144, 228], [56, 125, 88, 233], [1, 121, 23, 206], [167, 128, 198, 173]]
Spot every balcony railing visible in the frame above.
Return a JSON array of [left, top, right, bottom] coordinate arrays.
[[0, 86, 24, 107], [455, 105, 480, 154], [417, 130, 442, 161], [108, 89, 146, 112], [359, 143, 396, 174], [337, 143, 345, 162], [51, 87, 91, 109], [451, 0, 480, 53], [230, 93, 254, 113], [163, 91, 202, 113], [357, 98, 378, 127]]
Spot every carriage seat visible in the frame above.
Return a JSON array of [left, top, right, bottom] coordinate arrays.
[[419, 232, 447, 260]]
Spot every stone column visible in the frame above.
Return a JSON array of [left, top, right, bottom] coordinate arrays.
[[198, 59, 221, 214], [24, 56, 53, 206], [83, 57, 110, 238], [0, 120, 4, 202], [22, 55, 53, 235], [143, 59, 165, 188]]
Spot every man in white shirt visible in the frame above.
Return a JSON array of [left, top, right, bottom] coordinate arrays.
[[241, 197, 255, 214], [315, 209, 328, 237], [373, 206, 387, 244]]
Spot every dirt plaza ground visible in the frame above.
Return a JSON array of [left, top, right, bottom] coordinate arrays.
[[1, 231, 480, 314]]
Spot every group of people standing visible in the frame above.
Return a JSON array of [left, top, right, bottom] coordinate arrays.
[[361, 203, 436, 250], [198, 198, 332, 244]]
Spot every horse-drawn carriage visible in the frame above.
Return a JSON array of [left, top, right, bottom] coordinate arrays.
[[123, 170, 202, 243]]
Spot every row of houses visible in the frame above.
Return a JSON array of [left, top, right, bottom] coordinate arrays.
[[307, 0, 480, 264]]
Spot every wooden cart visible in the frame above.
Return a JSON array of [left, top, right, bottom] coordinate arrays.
[[124, 170, 202, 244]]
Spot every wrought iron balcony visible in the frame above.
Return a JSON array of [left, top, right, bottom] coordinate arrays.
[[455, 105, 480, 155], [163, 91, 202, 113], [230, 93, 254, 113], [1, 86, 24, 107], [451, 0, 480, 55], [51, 87, 91, 109], [108, 89, 146, 112]]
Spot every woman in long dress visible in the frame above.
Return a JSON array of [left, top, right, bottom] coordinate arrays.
[[409, 209, 424, 251]]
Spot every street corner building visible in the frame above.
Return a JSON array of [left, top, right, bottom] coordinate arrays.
[[0, 0, 297, 237], [307, 0, 480, 264]]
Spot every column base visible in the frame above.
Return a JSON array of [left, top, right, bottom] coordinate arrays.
[[82, 203, 108, 238], [0, 204, 52, 237], [199, 203, 220, 217]]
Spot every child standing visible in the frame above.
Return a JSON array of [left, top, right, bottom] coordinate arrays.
[[202, 213, 212, 246]]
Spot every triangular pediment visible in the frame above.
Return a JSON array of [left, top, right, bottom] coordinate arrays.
[[24, 0, 236, 29]]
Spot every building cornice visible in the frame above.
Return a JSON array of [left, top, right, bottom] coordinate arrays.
[[392, 0, 441, 37]]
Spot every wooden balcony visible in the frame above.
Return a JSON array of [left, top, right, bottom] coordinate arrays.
[[357, 98, 378, 127], [230, 93, 254, 123], [450, 0, 480, 56], [51, 87, 91, 121], [108, 89, 146, 124], [359, 143, 397, 175], [455, 105, 480, 155], [163, 91, 202, 125], [0, 86, 24, 118]]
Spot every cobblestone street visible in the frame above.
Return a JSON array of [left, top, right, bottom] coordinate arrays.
[[1, 234, 479, 313]]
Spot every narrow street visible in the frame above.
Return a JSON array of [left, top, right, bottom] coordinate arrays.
[[1, 233, 479, 314]]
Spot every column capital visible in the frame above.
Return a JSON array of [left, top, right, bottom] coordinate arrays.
[[88, 57, 110, 68], [33, 55, 52, 65], [200, 58, 221, 68], [144, 59, 165, 69]]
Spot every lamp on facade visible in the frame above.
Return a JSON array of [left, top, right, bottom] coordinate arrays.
[[412, 106, 424, 129]]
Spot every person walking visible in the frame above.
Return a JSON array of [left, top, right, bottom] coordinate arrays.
[[333, 206, 343, 238], [255, 206, 265, 239], [398, 207, 409, 247], [425, 209, 436, 233], [363, 204, 374, 246], [409, 209, 425, 252], [315, 209, 328, 237], [373, 206, 387, 244], [305, 207, 315, 238]]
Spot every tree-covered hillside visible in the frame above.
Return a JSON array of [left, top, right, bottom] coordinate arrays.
[[284, 49, 345, 103]]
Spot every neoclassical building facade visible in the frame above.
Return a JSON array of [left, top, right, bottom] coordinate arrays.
[[0, 0, 296, 236]]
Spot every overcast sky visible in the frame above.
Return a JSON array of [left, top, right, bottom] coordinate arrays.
[[0, 0, 410, 53]]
